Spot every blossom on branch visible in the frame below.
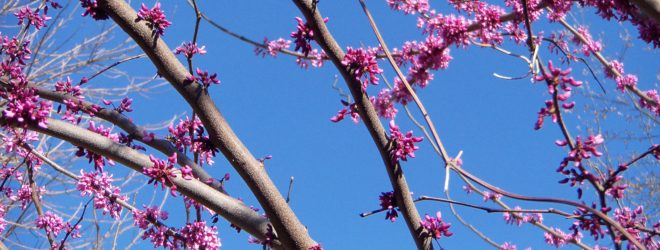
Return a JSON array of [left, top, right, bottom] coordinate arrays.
[[136, 3, 172, 37]]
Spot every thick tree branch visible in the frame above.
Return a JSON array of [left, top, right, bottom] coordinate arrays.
[[291, 0, 431, 249], [96, 0, 316, 248]]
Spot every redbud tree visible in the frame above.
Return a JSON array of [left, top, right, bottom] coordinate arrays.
[[0, 0, 658, 249]]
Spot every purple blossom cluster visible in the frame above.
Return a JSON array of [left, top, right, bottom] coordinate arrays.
[[556, 134, 604, 197], [255, 38, 291, 57], [329, 100, 360, 123], [175, 42, 207, 59], [379, 191, 399, 222], [342, 47, 383, 91], [503, 206, 544, 226], [420, 212, 453, 239], [35, 211, 81, 239], [371, 88, 398, 119], [133, 206, 221, 250], [145, 153, 193, 196], [613, 206, 659, 248], [168, 117, 218, 166], [136, 3, 172, 37], [534, 61, 582, 130], [15, 7, 51, 30], [544, 227, 582, 248], [79, 0, 108, 20], [187, 68, 220, 89], [388, 120, 423, 163], [76, 170, 127, 219], [290, 17, 316, 57], [387, 0, 429, 15], [75, 121, 119, 172]]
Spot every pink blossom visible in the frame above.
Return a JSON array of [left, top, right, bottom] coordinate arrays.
[[571, 26, 602, 56], [79, 0, 108, 20], [342, 47, 383, 91], [422, 12, 470, 47], [35, 211, 80, 239], [615, 74, 637, 92], [500, 242, 517, 250], [371, 88, 398, 119], [296, 49, 326, 69], [145, 153, 181, 196], [175, 42, 207, 59], [75, 121, 118, 171], [604, 60, 624, 79], [132, 206, 168, 230], [503, 206, 524, 226], [544, 228, 576, 247], [290, 17, 325, 57], [379, 191, 399, 222], [255, 38, 291, 57], [77, 170, 127, 219], [179, 221, 221, 249], [15, 7, 51, 30], [136, 3, 172, 37], [389, 120, 423, 162], [387, 0, 430, 15], [168, 117, 218, 166], [639, 90, 659, 116], [329, 100, 360, 123], [187, 68, 220, 89], [420, 211, 453, 239]]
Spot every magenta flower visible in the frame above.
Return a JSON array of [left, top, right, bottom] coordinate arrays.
[[55, 77, 83, 97], [77, 170, 127, 219], [15, 7, 51, 30], [329, 100, 360, 123], [639, 90, 659, 116], [168, 117, 218, 166], [145, 153, 183, 196], [571, 26, 602, 56], [79, 0, 108, 20], [179, 221, 221, 250], [389, 120, 423, 162], [379, 191, 399, 222], [422, 12, 470, 47], [76, 121, 118, 172], [387, 0, 429, 15], [187, 68, 220, 89], [136, 3, 172, 37], [132, 206, 169, 230], [499, 242, 517, 250], [371, 88, 398, 119], [420, 211, 452, 239], [342, 47, 383, 91], [544, 228, 574, 248], [290, 17, 317, 56], [175, 42, 207, 59], [35, 211, 80, 239], [255, 38, 292, 57], [296, 49, 326, 69]]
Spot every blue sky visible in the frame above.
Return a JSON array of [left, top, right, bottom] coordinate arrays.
[[3, 0, 658, 249]]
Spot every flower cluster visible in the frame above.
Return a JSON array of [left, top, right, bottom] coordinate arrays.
[[379, 191, 399, 222], [329, 100, 360, 123], [255, 38, 291, 57], [187, 68, 220, 89], [175, 42, 207, 59], [136, 3, 172, 37], [387, 0, 430, 15], [75, 121, 118, 171], [571, 26, 602, 56], [35, 211, 81, 239], [613, 206, 658, 248], [168, 117, 218, 166], [389, 120, 423, 163], [544, 228, 581, 248], [569, 204, 607, 241], [79, 0, 108, 20], [102, 97, 133, 113], [341, 47, 383, 91], [371, 88, 398, 119], [503, 206, 544, 226], [295, 49, 326, 69], [77, 170, 127, 219], [179, 221, 221, 249], [290, 17, 316, 56], [422, 12, 470, 47], [15, 7, 51, 30], [534, 61, 582, 130], [420, 212, 452, 239], [556, 134, 604, 198], [145, 153, 193, 196]]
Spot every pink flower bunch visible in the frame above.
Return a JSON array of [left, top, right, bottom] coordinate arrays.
[[569, 204, 607, 241], [79, 0, 108, 20], [499, 242, 517, 250], [35, 211, 81, 239], [330, 100, 360, 123], [613, 206, 658, 248], [482, 191, 502, 202], [133, 207, 176, 249], [187, 68, 220, 89], [168, 117, 218, 166], [371, 88, 398, 119], [544, 228, 581, 248], [290, 17, 317, 57], [639, 90, 659, 116], [145, 153, 193, 196], [295, 49, 326, 69], [255, 38, 291, 57], [388, 120, 423, 162], [421, 12, 470, 47], [77, 170, 127, 219], [420, 212, 453, 239], [534, 61, 582, 130], [55, 77, 83, 97], [179, 221, 221, 250], [14, 184, 44, 209], [408, 35, 452, 87], [75, 121, 118, 172], [379, 191, 399, 222], [175, 42, 207, 59], [556, 134, 604, 197], [342, 47, 383, 91], [571, 26, 602, 56], [0, 205, 6, 234], [103, 97, 133, 113], [15, 7, 51, 30], [474, 4, 505, 44], [136, 3, 172, 37], [387, 0, 430, 15]]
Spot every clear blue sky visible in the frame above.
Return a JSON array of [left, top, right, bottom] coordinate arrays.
[[5, 0, 658, 249]]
